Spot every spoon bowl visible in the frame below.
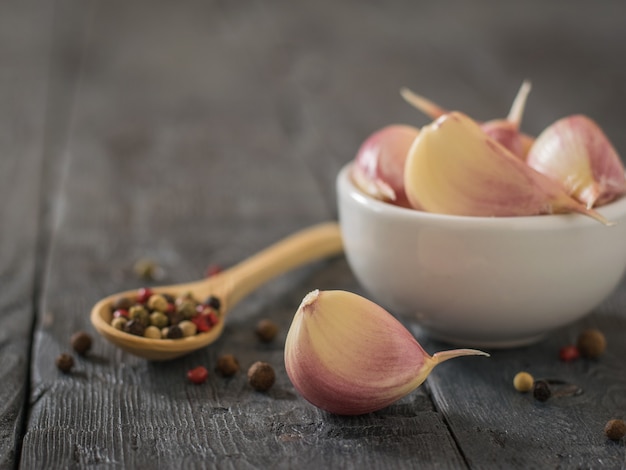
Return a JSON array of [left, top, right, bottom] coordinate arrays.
[[91, 223, 343, 360]]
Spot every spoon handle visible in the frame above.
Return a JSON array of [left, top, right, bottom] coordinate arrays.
[[217, 222, 343, 311]]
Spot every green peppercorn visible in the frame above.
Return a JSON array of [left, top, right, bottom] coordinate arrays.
[[129, 305, 149, 327], [178, 320, 197, 337], [176, 300, 197, 320], [166, 325, 183, 339], [111, 317, 128, 330], [149, 311, 169, 328], [533, 380, 551, 402], [133, 258, 159, 280], [513, 371, 534, 392], [147, 294, 169, 312], [124, 319, 146, 336], [144, 325, 162, 339]]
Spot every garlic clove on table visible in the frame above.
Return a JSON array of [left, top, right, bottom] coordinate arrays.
[[284, 289, 488, 415]]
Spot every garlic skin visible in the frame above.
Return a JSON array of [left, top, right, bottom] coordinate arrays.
[[526, 114, 626, 209], [351, 124, 420, 208], [400, 81, 534, 159], [403, 111, 610, 225], [284, 289, 488, 415]]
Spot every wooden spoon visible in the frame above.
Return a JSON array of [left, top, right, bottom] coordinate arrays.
[[90, 222, 343, 361]]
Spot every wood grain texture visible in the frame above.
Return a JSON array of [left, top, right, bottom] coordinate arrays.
[[0, 2, 53, 468], [16, 0, 626, 468]]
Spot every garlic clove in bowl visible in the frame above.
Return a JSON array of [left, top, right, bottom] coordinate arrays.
[[526, 114, 626, 209]]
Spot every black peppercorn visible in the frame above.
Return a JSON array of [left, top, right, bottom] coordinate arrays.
[[70, 331, 92, 356], [124, 319, 146, 337], [216, 354, 240, 377], [204, 295, 221, 311], [55, 353, 74, 373], [577, 329, 606, 359], [248, 361, 275, 392], [604, 419, 626, 441], [255, 319, 279, 343], [166, 325, 183, 339], [533, 380, 552, 402]]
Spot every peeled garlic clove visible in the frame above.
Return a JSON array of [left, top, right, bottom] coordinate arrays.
[[351, 124, 420, 208], [404, 111, 610, 224], [284, 289, 488, 415], [526, 114, 626, 209], [401, 81, 535, 159]]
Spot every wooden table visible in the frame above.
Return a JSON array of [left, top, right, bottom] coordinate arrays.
[[2, 1, 626, 468]]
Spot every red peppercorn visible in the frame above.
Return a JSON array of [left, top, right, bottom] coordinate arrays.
[[137, 287, 153, 304], [113, 309, 129, 319], [166, 303, 176, 314], [187, 366, 209, 384], [191, 314, 212, 332], [206, 311, 219, 327], [559, 345, 580, 362]]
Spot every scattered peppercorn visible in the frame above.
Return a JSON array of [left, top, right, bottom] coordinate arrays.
[[256, 319, 279, 343], [577, 329, 606, 359], [216, 354, 240, 377], [187, 366, 209, 384], [604, 419, 626, 441], [248, 361, 275, 392], [55, 353, 74, 373], [559, 344, 580, 362], [133, 258, 159, 280], [70, 331, 92, 356], [513, 371, 534, 392], [533, 380, 552, 402]]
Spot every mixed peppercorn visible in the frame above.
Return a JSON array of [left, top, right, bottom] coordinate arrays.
[[108, 287, 222, 340]]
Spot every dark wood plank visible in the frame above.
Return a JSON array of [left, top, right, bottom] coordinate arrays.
[[21, 1, 468, 468], [20, 0, 626, 468], [0, 2, 54, 468]]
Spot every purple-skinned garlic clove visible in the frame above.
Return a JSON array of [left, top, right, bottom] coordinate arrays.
[[403, 111, 611, 224], [351, 124, 420, 208], [526, 114, 626, 209], [284, 289, 488, 415]]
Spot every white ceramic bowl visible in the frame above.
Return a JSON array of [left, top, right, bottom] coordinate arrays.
[[337, 163, 626, 348]]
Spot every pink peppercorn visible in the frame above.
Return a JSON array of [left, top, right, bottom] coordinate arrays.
[[187, 366, 209, 384], [559, 345, 580, 362]]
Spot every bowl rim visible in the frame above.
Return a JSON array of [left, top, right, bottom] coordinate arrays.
[[337, 162, 626, 229]]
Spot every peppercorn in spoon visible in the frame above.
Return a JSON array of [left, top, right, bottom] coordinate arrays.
[[90, 223, 343, 360]]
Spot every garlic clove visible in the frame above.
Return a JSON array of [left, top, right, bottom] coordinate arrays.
[[284, 289, 488, 415], [400, 81, 535, 159], [351, 124, 420, 208], [526, 114, 626, 209], [403, 111, 611, 224]]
